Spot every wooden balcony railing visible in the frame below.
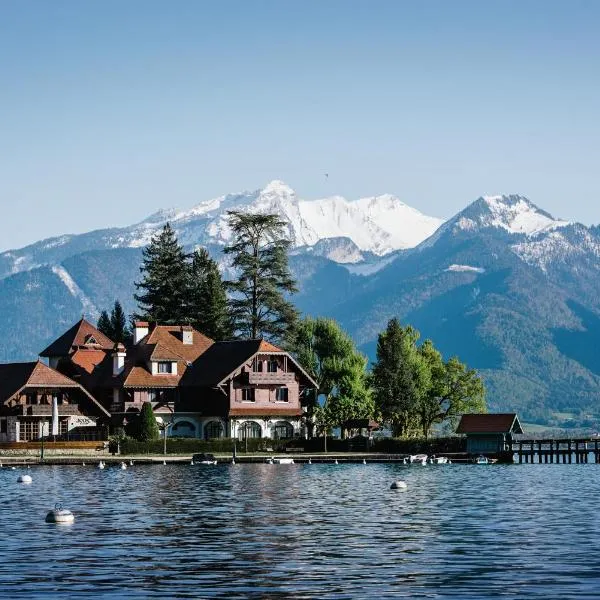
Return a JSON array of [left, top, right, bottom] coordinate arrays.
[[18, 404, 81, 416], [248, 371, 295, 385]]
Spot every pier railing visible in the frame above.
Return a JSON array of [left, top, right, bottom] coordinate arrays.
[[511, 438, 600, 463]]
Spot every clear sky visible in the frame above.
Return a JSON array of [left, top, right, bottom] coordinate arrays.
[[1, 0, 599, 251]]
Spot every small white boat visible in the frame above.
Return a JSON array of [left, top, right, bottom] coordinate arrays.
[[192, 453, 217, 465], [273, 458, 294, 464], [475, 456, 489, 465], [199, 460, 217, 465], [410, 454, 428, 465], [429, 456, 449, 465]]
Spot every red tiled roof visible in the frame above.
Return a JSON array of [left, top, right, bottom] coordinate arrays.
[[70, 349, 108, 375], [27, 361, 82, 387], [123, 367, 181, 388], [229, 407, 303, 417], [0, 361, 110, 417], [40, 319, 114, 357], [143, 326, 213, 360], [456, 413, 523, 434], [150, 343, 185, 361], [258, 340, 284, 353]]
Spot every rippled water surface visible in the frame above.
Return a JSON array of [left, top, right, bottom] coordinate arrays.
[[1, 462, 600, 598]]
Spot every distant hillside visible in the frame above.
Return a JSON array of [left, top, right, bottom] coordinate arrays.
[[2, 187, 600, 427]]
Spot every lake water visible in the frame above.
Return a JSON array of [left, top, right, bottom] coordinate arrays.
[[1, 462, 600, 599]]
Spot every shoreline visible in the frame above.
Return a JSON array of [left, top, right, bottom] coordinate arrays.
[[0, 452, 477, 465]]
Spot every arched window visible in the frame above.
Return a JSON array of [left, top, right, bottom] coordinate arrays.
[[171, 420, 196, 438], [238, 421, 261, 440], [273, 421, 294, 439], [204, 421, 224, 440]]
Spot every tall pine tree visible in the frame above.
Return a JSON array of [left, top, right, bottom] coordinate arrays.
[[110, 300, 131, 343], [134, 223, 189, 324], [97, 310, 113, 340], [186, 248, 231, 340], [224, 212, 298, 342]]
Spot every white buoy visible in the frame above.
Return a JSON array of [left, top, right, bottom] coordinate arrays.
[[18, 474, 32, 484], [390, 480, 408, 490], [45, 504, 75, 524], [11, 466, 16, 470]]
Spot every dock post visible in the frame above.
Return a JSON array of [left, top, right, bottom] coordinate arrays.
[[595, 440, 599, 463], [568, 441, 572, 464], [519, 442, 523, 464]]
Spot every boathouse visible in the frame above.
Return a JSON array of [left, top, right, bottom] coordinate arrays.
[[456, 413, 523, 455]]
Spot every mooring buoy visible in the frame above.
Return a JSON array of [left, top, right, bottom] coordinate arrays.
[[390, 480, 408, 490], [45, 504, 75, 524], [17, 474, 32, 484]]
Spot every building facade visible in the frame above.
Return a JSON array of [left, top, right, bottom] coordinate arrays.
[[36, 319, 316, 441], [0, 361, 110, 442]]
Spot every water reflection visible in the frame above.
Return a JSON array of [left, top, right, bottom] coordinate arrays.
[[1, 463, 600, 598]]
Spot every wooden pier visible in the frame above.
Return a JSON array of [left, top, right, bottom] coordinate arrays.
[[512, 438, 600, 464]]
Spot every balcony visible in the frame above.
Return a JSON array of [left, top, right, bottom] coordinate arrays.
[[18, 404, 81, 416], [248, 371, 295, 385]]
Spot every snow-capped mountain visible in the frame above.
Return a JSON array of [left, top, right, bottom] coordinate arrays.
[[0, 180, 443, 278]]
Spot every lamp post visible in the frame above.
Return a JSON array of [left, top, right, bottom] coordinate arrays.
[[40, 419, 46, 463]]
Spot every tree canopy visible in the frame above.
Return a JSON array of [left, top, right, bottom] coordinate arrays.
[[134, 223, 189, 324], [186, 248, 231, 340], [372, 318, 486, 438], [97, 300, 131, 343], [224, 212, 298, 343], [294, 317, 374, 439]]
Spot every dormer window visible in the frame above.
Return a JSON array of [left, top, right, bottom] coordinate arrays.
[[157, 362, 173, 374], [267, 360, 278, 373], [85, 334, 99, 346]]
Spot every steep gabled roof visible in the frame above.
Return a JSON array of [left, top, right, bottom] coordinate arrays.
[[140, 326, 213, 362], [181, 339, 317, 388], [0, 361, 110, 416], [40, 319, 114, 357], [181, 340, 264, 387], [115, 325, 213, 389], [456, 413, 523, 434]]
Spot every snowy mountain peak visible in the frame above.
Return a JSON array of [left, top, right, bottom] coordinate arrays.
[[455, 194, 570, 236], [261, 179, 296, 197]]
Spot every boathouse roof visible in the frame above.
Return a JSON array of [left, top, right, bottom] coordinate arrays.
[[456, 413, 523, 435]]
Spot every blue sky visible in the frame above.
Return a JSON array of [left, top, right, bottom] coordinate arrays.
[[1, 0, 599, 251]]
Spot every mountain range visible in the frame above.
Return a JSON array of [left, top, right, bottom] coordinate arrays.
[[2, 181, 600, 427]]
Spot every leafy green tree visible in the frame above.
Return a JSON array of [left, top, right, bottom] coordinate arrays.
[[134, 223, 189, 324], [371, 318, 430, 437], [294, 317, 373, 444], [137, 402, 160, 442], [97, 310, 113, 340], [441, 356, 487, 423], [417, 340, 447, 438], [186, 248, 231, 340], [224, 212, 298, 342]]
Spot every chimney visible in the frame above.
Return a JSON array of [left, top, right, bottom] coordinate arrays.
[[112, 343, 126, 376], [134, 321, 149, 344], [181, 325, 193, 345]]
